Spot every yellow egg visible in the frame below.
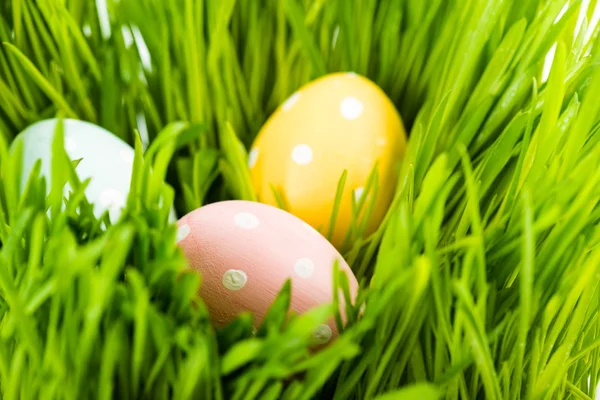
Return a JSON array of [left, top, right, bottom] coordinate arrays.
[[248, 72, 407, 249]]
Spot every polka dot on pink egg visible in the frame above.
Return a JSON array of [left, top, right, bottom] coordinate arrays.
[[176, 200, 359, 345]]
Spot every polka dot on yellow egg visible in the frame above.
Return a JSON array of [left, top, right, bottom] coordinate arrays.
[[291, 144, 313, 165], [249, 72, 407, 249], [282, 92, 301, 111], [248, 148, 259, 168], [340, 96, 364, 120]]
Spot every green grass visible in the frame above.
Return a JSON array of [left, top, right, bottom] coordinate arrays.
[[2, 0, 600, 398]]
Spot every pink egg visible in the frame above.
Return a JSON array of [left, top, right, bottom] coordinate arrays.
[[176, 200, 359, 344]]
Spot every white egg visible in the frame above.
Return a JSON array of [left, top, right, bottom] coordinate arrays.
[[12, 119, 176, 222]]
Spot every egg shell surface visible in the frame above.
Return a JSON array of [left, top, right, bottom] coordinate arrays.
[[176, 200, 359, 344], [248, 72, 407, 249], [12, 119, 136, 222]]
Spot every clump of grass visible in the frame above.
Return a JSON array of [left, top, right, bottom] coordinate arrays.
[[2, 0, 600, 399]]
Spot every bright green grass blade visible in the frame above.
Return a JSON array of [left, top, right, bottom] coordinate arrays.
[[1, 0, 600, 398], [373, 383, 441, 400], [326, 169, 347, 242], [2, 43, 78, 118], [283, 0, 327, 77]]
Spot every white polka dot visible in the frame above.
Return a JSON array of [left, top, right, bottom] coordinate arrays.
[[99, 188, 125, 209], [120, 149, 134, 165], [291, 144, 313, 165], [234, 212, 260, 229], [176, 224, 190, 242], [282, 92, 300, 111], [294, 257, 315, 278], [312, 324, 332, 344], [353, 187, 365, 202], [340, 96, 364, 120], [347, 72, 358, 78], [65, 137, 77, 153], [248, 148, 259, 168], [222, 269, 247, 291]]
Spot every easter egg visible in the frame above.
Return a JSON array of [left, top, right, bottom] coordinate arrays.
[[12, 119, 142, 222], [176, 200, 359, 345], [248, 72, 407, 249]]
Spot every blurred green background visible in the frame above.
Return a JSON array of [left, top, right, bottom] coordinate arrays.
[[2, 0, 600, 399]]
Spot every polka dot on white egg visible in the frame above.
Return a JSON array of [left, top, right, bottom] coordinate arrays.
[[282, 92, 300, 111], [222, 269, 247, 291], [65, 137, 77, 153], [99, 188, 125, 209], [176, 224, 190, 242], [291, 144, 313, 165], [312, 324, 333, 344], [120, 149, 134, 165], [234, 212, 260, 229], [340, 96, 364, 120], [294, 257, 315, 278], [248, 148, 259, 168]]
